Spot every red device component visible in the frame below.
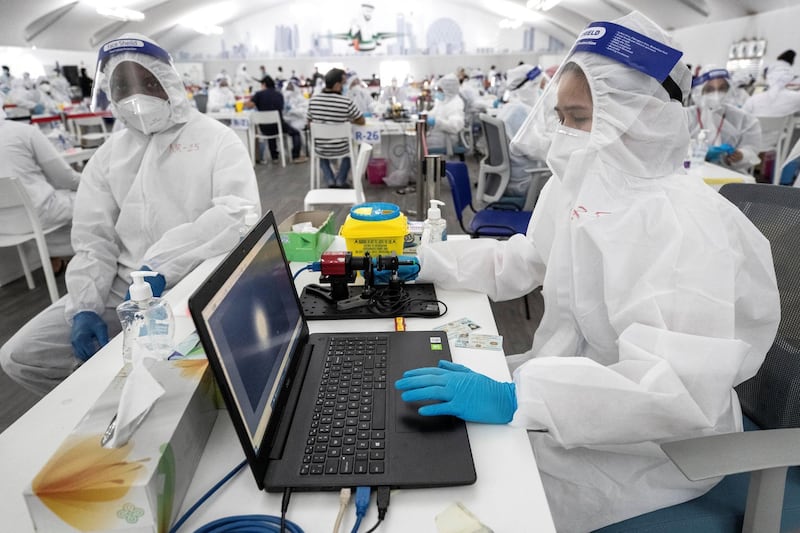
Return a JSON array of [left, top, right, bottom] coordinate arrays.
[[319, 251, 351, 276]]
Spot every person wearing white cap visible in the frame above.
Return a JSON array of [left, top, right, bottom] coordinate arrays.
[[397, 12, 778, 531], [743, 60, 800, 125], [426, 73, 465, 153], [346, 73, 375, 116], [686, 66, 761, 171], [0, 33, 260, 396]]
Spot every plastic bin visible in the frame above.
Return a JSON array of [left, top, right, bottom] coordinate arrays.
[[340, 202, 407, 256], [278, 210, 335, 261], [366, 158, 387, 185]]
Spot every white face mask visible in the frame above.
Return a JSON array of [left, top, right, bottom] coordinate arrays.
[[115, 94, 171, 135], [546, 125, 591, 179], [700, 91, 726, 112]]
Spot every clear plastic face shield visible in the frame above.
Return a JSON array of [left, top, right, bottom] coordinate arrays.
[[502, 65, 544, 103], [691, 69, 730, 111], [510, 16, 688, 181], [91, 38, 174, 134]]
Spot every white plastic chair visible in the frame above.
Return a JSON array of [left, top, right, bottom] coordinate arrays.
[[309, 122, 356, 189], [304, 143, 372, 211], [69, 116, 111, 148], [0, 177, 65, 303], [250, 110, 287, 167]]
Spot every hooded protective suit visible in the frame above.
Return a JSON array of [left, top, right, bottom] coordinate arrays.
[[415, 12, 779, 531], [282, 81, 309, 132], [686, 66, 761, 170], [347, 74, 375, 116], [496, 64, 549, 196], [427, 74, 465, 152], [743, 61, 800, 147], [0, 34, 259, 396]]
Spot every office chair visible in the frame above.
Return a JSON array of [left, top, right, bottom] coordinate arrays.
[[595, 183, 800, 533]]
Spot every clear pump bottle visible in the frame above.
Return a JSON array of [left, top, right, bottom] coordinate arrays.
[[689, 129, 709, 171], [421, 199, 447, 244], [116, 271, 175, 365]]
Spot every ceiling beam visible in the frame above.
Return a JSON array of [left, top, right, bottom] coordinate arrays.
[[23, 2, 79, 42], [674, 0, 710, 18]]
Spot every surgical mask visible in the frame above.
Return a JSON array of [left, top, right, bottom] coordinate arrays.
[[342, 85, 349, 96], [115, 94, 171, 135], [700, 91, 726, 112], [546, 125, 591, 179], [434, 92, 445, 101]]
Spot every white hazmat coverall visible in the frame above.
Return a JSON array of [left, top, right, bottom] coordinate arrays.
[[0, 34, 260, 396], [418, 12, 779, 532], [427, 74, 465, 152]]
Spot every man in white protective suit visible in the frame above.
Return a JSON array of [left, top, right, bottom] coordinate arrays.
[[395, 12, 780, 532], [0, 34, 260, 396]]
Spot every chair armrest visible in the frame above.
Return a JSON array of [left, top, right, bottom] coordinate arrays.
[[661, 428, 800, 481]]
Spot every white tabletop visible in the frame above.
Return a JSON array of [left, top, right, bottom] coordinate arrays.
[[690, 162, 756, 190], [60, 147, 97, 165], [0, 253, 555, 533]]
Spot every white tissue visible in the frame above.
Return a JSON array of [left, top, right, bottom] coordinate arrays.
[[292, 221, 318, 233], [105, 347, 165, 448]]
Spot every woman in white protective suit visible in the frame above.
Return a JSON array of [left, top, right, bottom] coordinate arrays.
[[0, 34, 260, 397], [346, 73, 375, 116], [426, 73, 465, 153], [395, 12, 780, 532], [495, 64, 551, 197], [685, 66, 761, 172]]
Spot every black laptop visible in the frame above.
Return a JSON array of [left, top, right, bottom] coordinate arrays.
[[188, 211, 476, 492]]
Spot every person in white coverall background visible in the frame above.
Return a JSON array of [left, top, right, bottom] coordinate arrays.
[[426, 73, 465, 154], [0, 34, 260, 396], [395, 12, 780, 532]]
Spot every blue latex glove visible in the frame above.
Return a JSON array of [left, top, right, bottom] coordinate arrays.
[[492, 99, 501, 109], [32, 103, 45, 115], [426, 116, 436, 127], [70, 311, 109, 361], [364, 112, 373, 118], [372, 255, 420, 284], [706, 143, 736, 162], [124, 265, 166, 300], [395, 360, 517, 423]]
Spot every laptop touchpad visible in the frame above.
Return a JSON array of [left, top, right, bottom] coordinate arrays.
[[395, 391, 459, 432]]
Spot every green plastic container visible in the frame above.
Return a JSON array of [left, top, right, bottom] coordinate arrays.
[[278, 210, 335, 262]]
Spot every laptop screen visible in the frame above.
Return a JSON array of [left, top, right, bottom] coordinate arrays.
[[199, 224, 304, 452]]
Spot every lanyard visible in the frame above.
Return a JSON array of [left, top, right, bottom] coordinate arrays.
[[696, 107, 726, 145]]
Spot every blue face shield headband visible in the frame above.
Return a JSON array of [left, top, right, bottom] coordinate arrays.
[[572, 22, 684, 101], [510, 66, 543, 91], [97, 38, 173, 72], [691, 68, 729, 88]]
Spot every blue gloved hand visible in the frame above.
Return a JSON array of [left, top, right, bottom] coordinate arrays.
[[70, 311, 110, 361], [32, 103, 45, 115], [124, 265, 166, 300], [372, 255, 420, 284], [364, 112, 373, 118], [426, 116, 436, 127], [706, 143, 736, 162], [395, 360, 517, 424], [492, 99, 501, 109]]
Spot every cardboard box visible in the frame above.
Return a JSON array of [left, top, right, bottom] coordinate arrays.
[[278, 210, 335, 262], [24, 359, 217, 532]]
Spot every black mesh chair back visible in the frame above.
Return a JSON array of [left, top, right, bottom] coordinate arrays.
[[194, 93, 208, 113], [720, 183, 800, 429], [483, 118, 506, 168]]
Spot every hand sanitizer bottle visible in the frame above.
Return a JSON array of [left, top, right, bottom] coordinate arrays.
[[239, 205, 259, 241], [689, 129, 709, 171], [116, 271, 175, 366], [421, 199, 447, 244]]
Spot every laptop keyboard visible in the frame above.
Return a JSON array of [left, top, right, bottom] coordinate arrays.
[[300, 336, 389, 476]]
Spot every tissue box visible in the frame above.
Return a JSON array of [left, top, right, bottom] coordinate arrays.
[[278, 210, 335, 262], [24, 359, 218, 532]]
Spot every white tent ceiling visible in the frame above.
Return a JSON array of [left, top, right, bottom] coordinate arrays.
[[2, 0, 797, 53]]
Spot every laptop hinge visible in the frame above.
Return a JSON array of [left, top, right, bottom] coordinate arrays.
[[268, 342, 313, 460]]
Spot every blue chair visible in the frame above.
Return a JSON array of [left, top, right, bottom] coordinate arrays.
[[596, 183, 800, 533], [444, 161, 531, 239]]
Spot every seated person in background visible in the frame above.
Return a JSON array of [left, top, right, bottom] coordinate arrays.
[[743, 60, 800, 148], [685, 66, 761, 171], [396, 12, 779, 532], [0, 33, 260, 396], [426, 74, 465, 154], [281, 81, 309, 134], [306, 68, 365, 188], [496, 64, 550, 197], [244, 75, 307, 164], [345, 73, 375, 117], [0, 105, 79, 272], [207, 76, 236, 112]]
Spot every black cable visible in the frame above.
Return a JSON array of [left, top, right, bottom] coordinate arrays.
[[281, 488, 292, 532], [364, 486, 390, 533]]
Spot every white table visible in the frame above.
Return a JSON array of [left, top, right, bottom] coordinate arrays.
[[690, 162, 756, 190], [0, 254, 555, 533], [60, 147, 97, 165], [362, 118, 417, 184]]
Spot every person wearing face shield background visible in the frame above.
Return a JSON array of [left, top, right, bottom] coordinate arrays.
[[395, 12, 779, 532], [426, 73, 465, 154], [0, 34, 260, 396], [686, 66, 761, 171]]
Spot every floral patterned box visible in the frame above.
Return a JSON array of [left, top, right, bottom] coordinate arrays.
[[24, 358, 218, 532]]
